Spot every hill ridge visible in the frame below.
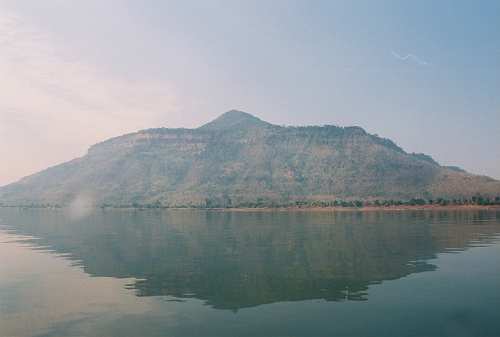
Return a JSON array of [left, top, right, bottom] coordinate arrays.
[[1, 110, 499, 207]]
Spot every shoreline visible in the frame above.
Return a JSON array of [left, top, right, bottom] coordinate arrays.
[[1, 204, 500, 212], [215, 204, 500, 212]]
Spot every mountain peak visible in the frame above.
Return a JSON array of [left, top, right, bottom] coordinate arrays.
[[199, 110, 271, 131]]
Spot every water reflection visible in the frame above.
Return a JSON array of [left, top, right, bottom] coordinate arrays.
[[1, 209, 499, 310]]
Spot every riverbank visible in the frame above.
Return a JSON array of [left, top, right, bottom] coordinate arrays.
[[2, 204, 500, 212], [207, 204, 500, 212]]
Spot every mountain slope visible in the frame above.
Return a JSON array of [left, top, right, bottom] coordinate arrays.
[[1, 110, 499, 207]]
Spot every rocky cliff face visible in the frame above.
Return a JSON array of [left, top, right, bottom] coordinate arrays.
[[1, 110, 499, 207]]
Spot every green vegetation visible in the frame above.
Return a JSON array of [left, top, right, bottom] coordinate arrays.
[[60, 195, 500, 209], [3, 196, 500, 210]]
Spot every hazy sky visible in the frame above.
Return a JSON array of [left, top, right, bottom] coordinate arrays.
[[1, 0, 499, 186]]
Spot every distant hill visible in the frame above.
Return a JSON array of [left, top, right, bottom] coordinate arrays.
[[1, 110, 499, 207]]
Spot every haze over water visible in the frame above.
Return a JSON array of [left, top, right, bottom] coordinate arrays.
[[1, 208, 500, 337]]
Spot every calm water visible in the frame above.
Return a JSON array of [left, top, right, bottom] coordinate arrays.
[[1, 208, 500, 337]]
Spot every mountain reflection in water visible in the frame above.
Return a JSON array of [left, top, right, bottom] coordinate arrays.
[[1, 208, 499, 310]]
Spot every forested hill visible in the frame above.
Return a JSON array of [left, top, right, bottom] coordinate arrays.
[[1, 110, 500, 207]]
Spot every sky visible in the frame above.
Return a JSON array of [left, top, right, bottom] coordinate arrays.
[[0, 0, 499, 186]]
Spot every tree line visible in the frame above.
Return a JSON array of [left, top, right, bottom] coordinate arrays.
[[2, 195, 500, 209]]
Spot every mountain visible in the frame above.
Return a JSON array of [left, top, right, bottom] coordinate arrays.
[[1, 110, 499, 207]]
